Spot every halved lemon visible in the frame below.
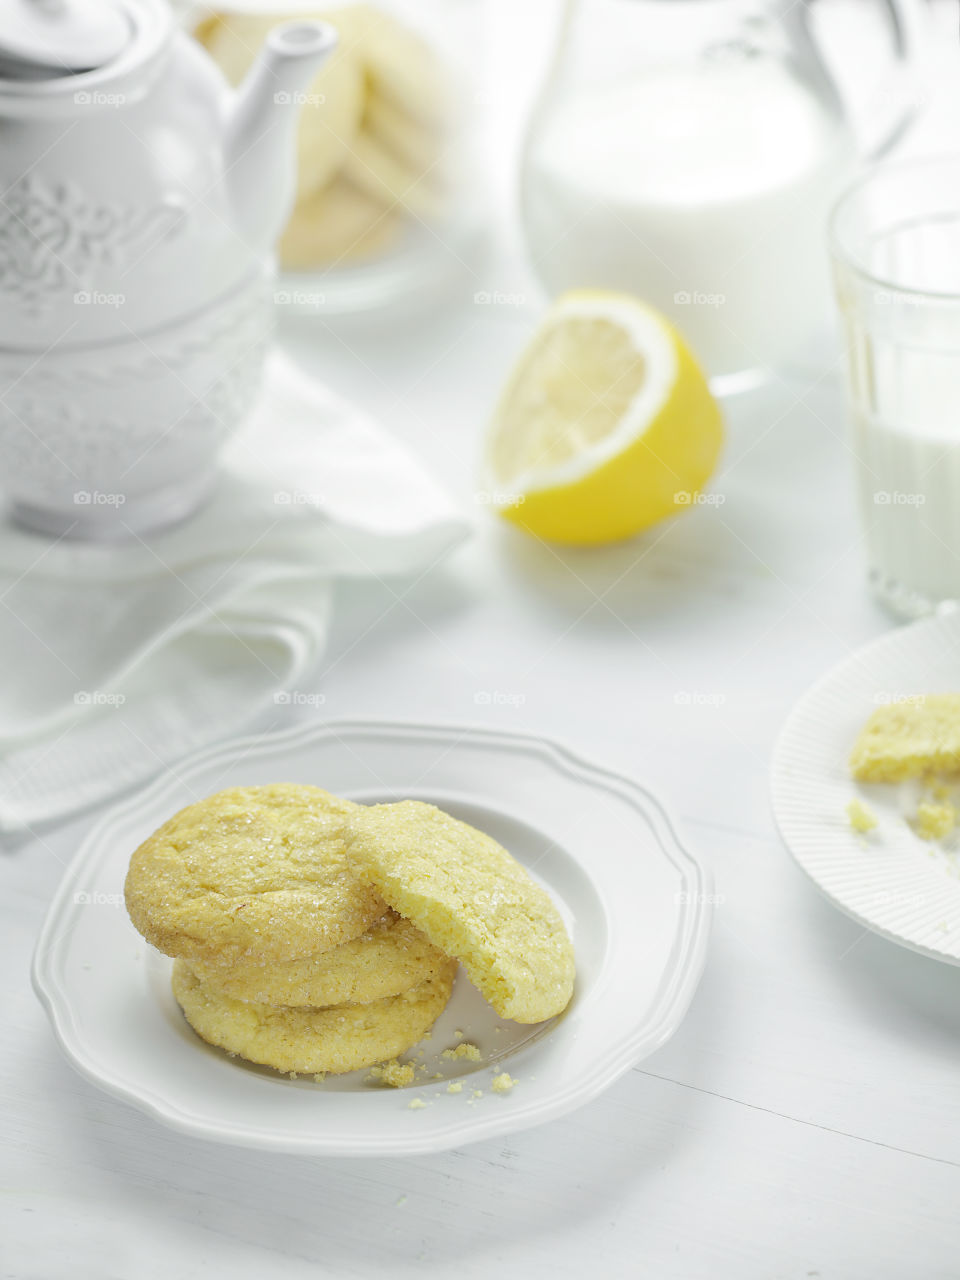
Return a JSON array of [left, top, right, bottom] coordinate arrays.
[[484, 290, 723, 545]]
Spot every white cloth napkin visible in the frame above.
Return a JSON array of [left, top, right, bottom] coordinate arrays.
[[0, 351, 470, 832]]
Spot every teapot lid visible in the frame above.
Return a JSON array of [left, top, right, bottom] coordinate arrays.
[[0, 0, 130, 77]]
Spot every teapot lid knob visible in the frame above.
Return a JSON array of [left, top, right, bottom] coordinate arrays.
[[0, 0, 130, 76]]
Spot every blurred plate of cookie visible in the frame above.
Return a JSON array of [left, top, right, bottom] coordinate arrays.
[[33, 721, 711, 1155], [772, 613, 960, 964]]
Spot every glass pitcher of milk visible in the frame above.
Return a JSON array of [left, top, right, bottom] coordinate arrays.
[[521, 0, 921, 389]]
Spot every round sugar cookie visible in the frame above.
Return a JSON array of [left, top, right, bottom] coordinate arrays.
[[192, 910, 448, 1007], [172, 957, 457, 1075], [344, 801, 575, 1024], [125, 784, 386, 969]]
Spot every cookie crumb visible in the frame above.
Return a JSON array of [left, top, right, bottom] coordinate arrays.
[[491, 1072, 516, 1094], [442, 1042, 481, 1062], [312, 1072, 326, 1084], [396, 1195, 407, 1207], [472, 1089, 484, 1099], [916, 801, 957, 841], [407, 1097, 427, 1110], [447, 1081, 463, 1094], [847, 799, 877, 834], [453, 1029, 464, 1040], [378, 1059, 415, 1088]]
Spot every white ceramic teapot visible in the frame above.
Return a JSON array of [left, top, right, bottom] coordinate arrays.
[[0, 0, 336, 537]]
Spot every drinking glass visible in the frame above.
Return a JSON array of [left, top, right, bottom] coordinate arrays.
[[831, 155, 960, 618]]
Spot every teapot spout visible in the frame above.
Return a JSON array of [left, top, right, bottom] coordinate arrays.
[[225, 21, 337, 253]]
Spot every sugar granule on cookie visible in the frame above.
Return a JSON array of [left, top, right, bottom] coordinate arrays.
[[345, 800, 575, 1023]]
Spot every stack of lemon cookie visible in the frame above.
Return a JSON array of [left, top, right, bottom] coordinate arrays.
[[124, 785, 575, 1076], [194, 7, 453, 271]]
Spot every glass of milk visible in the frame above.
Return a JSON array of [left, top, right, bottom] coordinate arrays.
[[831, 156, 960, 618], [521, 0, 919, 391]]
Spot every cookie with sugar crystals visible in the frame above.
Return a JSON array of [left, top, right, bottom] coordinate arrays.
[[171, 957, 457, 1075], [192, 910, 448, 1008], [850, 693, 960, 782], [344, 801, 575, 1023], [125, 784, 386, 969]]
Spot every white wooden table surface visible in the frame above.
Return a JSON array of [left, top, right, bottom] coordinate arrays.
[[5, 4, 960, 1277]]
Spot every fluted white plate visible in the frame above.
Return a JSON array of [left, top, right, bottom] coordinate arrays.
[[33, 721, 712, 1155], [772, 616, 960, 963]]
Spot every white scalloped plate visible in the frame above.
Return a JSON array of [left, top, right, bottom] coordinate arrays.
[[772, 615, 960, 964], [33, 721, 712, 1155]]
